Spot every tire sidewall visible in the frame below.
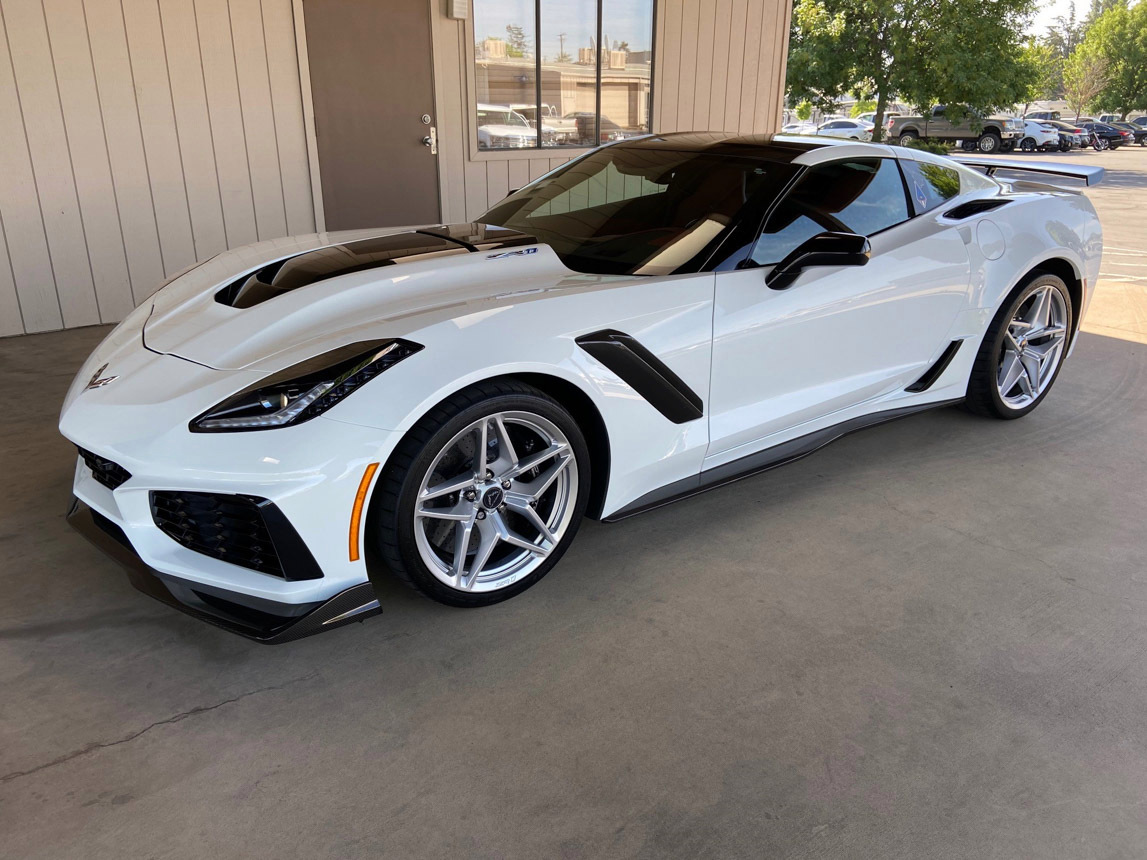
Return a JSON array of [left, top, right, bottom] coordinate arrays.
[[387, 390, 591, 607], [983, 275, 1073, 418], [979, 132, 1001, 153]]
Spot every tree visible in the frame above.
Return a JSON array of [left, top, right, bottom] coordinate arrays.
[[850, 98, 876, 117], [795, 100, 813, 121], [1043, 2, 1084, 60], [786, 0, 1036, 141], [1018, 40, 1062, 114], [505, 23, 529, 58], [1085, 1, 1147, 119], [1062, 45, 1110, 120]]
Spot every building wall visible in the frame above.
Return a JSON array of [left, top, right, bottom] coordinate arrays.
[[431, 0, 793, 223], [0, 0, 790, 336], [0, 0, 314, 336]]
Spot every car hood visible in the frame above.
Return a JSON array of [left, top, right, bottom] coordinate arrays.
[[139, 223, 579, 371]]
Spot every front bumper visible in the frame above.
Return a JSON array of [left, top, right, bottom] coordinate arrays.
[[67, 497, 381, 643]]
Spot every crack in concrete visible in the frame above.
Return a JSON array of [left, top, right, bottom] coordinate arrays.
[[0, 672, 318, 785]]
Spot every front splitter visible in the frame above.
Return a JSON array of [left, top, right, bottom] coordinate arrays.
[[66, 497, 381, 644]]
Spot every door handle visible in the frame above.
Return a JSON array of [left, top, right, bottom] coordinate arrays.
[[421, 126, 438, 155]]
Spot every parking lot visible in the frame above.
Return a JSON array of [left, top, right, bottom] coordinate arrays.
[[2, 146, 1146, 858]]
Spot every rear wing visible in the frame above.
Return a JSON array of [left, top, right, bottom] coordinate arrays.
[[952, 157, 1105, 187]]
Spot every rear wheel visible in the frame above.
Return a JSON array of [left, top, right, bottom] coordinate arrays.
[[1020, 137, 1036, 152], [372, 380, 590, 607], [898, 131, 919, 146], [965, 274, 1073, 419]]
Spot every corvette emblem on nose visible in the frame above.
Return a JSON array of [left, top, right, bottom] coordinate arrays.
[[85, 363, 118, 390]]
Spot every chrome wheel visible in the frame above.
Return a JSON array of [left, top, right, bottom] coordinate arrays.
[[412, 411, 578, 593], [997, 285, 1068, 409]]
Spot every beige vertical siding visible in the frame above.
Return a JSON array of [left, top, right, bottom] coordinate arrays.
[[431, 0, 790, 224], [0, 0, 314, 335]]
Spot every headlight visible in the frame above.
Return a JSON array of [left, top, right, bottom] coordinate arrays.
[[191, 339, 421, 432]]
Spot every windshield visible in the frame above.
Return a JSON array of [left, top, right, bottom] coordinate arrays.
[[479, 147, 795, 275]]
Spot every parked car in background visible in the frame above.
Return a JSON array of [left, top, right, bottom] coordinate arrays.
[[1108, 121, 1147, 146], [1098, 115, 1121, 124], [511, 103, 577, 145], [854, 111, 900, 125], [1081, 122, 1126, 149], [815, 118, 873, 140], [563, 113, 641, 147], [477, 104, 544, 149], [1019, 119, 1061, 152], [1025, 110, 1061, 121], [781, 122, 817, 134], [1132, 116, 1147, 128], [1043, 119, 1087, 150], [888, 106, 1023, 153]]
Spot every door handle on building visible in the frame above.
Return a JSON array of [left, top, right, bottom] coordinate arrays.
[[421, 126, 438, 155]]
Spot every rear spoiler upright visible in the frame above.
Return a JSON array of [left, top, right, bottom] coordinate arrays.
[[952, 157, 1105, 187]]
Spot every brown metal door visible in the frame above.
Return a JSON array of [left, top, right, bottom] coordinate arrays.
[[303, 0, 440, 229]]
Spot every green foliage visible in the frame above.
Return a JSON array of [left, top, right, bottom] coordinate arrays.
[[1062, 42, 1110, 118], [1019, 40, 1062, 109], [898, 138, 952, 156], [795, 100, 813, 121], [1084, 1, 1147, 118], [786, 0, 1037, 141], [850, 99, 877, 117]]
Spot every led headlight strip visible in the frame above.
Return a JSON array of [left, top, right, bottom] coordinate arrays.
[[191, 339, 422, 432]]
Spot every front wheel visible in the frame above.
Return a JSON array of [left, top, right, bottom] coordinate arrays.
[[978, 131, 1002, 153], [372, 380, 590, 607], [965, 274, 1073, 419]]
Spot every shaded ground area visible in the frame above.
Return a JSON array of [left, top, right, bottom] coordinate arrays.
[[1, 147, 1146, 858]]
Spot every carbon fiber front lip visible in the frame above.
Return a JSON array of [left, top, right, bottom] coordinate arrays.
[[66, 497, 381, 644]]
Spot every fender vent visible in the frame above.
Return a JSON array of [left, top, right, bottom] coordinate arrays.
[[906, 340, 963, 392], [941, 199, 1010, 220]]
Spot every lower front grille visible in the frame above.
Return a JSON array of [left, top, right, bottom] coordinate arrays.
[[149, 491, 321, 580], [78, 447, 132, 490]]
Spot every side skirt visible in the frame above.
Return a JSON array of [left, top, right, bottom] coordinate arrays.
[[603, 399, 963, 522]]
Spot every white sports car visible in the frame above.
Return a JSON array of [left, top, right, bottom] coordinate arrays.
[[61, 134, 1103, 642]]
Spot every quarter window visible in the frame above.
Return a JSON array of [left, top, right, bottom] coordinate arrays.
[[473, 0, 655, 151], [750, 158, 910, 266], [900, 160, 961, 214]]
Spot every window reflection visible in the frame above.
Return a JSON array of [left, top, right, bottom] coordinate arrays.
[[600, 0, 654, 140], [473, 0, 655, 151], [539, 0, 597, 147], [474, 0, 538, 149]]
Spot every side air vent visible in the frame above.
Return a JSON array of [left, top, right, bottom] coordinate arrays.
[[906, 340, 963, 393], [941, 198, 1010, 220], [575, 329, 704, 424], [150, 491, 323, 580], [78, 447, 132, 490]]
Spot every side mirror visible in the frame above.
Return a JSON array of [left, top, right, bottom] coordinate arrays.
[[765, 231, 871, 290]]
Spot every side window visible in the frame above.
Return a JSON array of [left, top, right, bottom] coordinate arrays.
[[899, 160, 961, 214], [750, 158, 909, 266]]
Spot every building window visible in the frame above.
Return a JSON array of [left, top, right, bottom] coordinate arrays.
[[473, 0, 655, 151]]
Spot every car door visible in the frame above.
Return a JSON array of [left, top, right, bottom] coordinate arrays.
[[706, 155, 972, 461]]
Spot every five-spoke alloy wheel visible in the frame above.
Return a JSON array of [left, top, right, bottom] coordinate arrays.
[[372, 380, 590, 607], [966, 273, 1074, 419]]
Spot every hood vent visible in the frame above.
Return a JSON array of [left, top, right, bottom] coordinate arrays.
[[213, 224, 541, 309]]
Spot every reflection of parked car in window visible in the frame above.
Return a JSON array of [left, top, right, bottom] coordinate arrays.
[[564, 113, 644, 146], [815, 119, 873, 141], [477, 104, 540, 149], [510, 103, 577, 145]]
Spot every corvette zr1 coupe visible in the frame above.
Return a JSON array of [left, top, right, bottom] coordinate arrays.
[[61, 133, 1103, 642]]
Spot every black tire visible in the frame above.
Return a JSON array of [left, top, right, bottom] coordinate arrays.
[[1000, 140, 1016, 153], [964, 273, 1074, 420], [370, 379, 591, 607], [978, 131, 1002, 153], [1020, 137, 1036, 152], [898, 130, 919, 146], [1058, 139, 1071, 152]]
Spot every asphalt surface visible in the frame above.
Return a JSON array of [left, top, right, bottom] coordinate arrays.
[[2, 146, 1147, 858]]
